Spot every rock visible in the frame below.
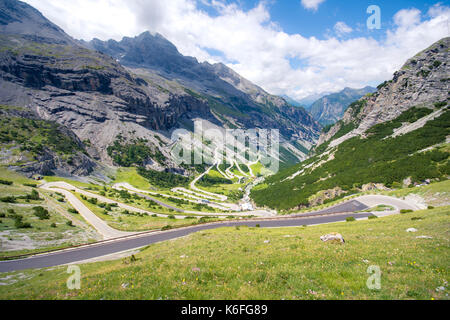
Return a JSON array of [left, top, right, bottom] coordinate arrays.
[[320, 232, 345, 243], [403, 177, 413, 188], [121, 283, 129, 289], [191, 267, 201, 272], [416, 235, 433, 239], [436, 286, 445, 292], [361, 183, 388, 192], [406, 228, 418, 233], [264, 240, 270, 244]]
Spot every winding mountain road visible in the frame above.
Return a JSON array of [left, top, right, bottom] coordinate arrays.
[[0, 191, 423, 273]]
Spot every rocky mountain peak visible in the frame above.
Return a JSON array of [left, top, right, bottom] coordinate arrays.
[[0, 0, 73, 44], [318, 37, 449, 147]]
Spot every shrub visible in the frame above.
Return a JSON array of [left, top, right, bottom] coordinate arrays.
[[68, 208, 79, 214], [51, 223, 56, 228], [30, 189, 40, 200], [137, 167, 189, 189], [33, 206, 50, 220], [0, 196, 16, 203], [87, 198, 98, 205], [427, 206, 435, 210], [0, 213, 5, 218], [346, 217, 356, 222], [0, 179, 13, 185], [368, 215, 378, 220], [23, 183, 37, 188], [168, 215, 176, 219], [161, 225, 172, 231], [66, 221, 74, 227], [14, 215, 32, 229], [400, 209, 413, 214]]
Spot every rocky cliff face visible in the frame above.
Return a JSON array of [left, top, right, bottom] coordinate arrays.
[[309, 86, 375, 126], [318, 37, 449, 148], [0, 0, 218, 170], [89, 32, 321, 142], [0, 106, 97, 177]]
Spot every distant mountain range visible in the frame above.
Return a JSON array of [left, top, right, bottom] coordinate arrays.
[[309, 86, 376, 126], [298, 92, 333, 108]]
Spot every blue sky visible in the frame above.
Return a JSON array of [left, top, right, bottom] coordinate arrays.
[[24, 0, 450, 100], [198, 0, 447, 39]]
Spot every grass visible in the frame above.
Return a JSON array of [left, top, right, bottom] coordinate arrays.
[[43, 176, 100, 190], [113, 168, 152, 190], [196, 181, 246, 202], [0, 206, 448, 299], [0, 167, 36, 185], [250, 162, 273, 177], [72, 192, 194, 232], [382, 180, 450, 207], [0, 188, 95, 259], [361, 205, 395, 212]]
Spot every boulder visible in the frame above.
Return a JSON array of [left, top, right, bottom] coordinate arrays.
[[320, 232, 345, 244]]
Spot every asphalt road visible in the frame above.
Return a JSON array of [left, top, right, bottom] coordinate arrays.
[[292, 200, 368, 217], [0, 210, 373, 272]]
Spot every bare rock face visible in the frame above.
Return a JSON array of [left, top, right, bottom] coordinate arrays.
[[320, 232, 345, 244], [318, 37, 449, 148], [0, 0, 322, 175], [89, 32, 321, 142]]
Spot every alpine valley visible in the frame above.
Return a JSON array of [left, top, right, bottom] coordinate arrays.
[[0, 0, 449, 302]]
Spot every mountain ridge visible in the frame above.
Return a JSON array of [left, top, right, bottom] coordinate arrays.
[[250, 37, 449, 211], [309, 86, 376, 126], [0, 0, 320, 178]]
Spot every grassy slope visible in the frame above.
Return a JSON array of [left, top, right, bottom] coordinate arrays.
[[0, 206, 448, 300], [113, 168, 152, 190], [71, 192, 191, 232], [252, 107, 450, 210]]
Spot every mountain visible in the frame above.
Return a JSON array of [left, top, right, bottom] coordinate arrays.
[[309, 86, 376, 126], [251, 37, 449, 211], [318, 38, 449, 149], [0, 0, 321, 177], [298, 92, 333, 109], [280, 95, 303, 107], [87, 32, 320, 143], [0, 0, 73, 44]]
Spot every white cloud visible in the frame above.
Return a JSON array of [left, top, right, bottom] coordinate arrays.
[[301, 0, 326, 12], [334, 21, 353, 37], [394, 8, 422, 28], [22, 1, 450, 101]]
